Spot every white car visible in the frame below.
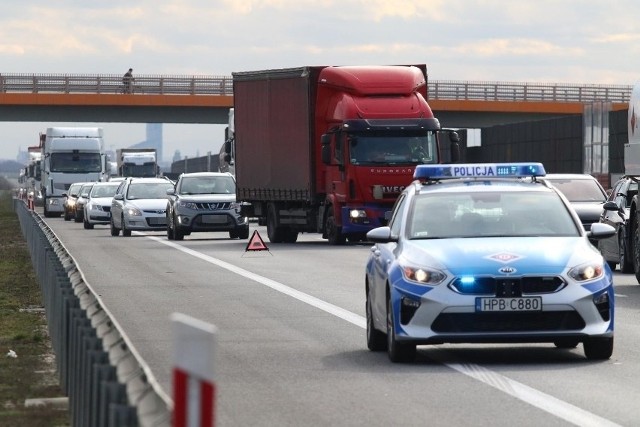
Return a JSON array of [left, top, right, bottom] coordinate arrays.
[[83, 182, 121, 229], [110, 177, 175, 237]]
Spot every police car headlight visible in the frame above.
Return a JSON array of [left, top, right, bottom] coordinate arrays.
[[400, 263, 446, 285], [568, 262, 604, 282]]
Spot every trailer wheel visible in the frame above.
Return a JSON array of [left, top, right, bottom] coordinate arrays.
[[325, 210, 346, 245]]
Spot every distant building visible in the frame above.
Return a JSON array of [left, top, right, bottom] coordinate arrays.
[[129, 123, 163, 161]]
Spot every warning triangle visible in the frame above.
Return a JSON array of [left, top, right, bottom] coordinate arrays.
[[245, 230, 269, 252]]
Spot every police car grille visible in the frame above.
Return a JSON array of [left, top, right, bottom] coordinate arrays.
[[431, 311, 585, 333], [449, 276, 565, 295], [196, 202, 232, 211]]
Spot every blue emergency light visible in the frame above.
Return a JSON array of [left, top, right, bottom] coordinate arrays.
[[413, 163, 546, 181]]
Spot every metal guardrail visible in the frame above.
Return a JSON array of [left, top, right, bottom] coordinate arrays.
[[0, 72, 633, 104], [14, 197, 172, 427]]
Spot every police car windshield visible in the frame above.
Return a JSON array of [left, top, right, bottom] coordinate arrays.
[[408, 191, 580, 239]]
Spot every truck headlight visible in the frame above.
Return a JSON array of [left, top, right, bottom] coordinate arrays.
[[350, 209, 366, 219]]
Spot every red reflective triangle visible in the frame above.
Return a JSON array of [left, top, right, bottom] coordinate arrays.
[[245, 230, 269, 252]]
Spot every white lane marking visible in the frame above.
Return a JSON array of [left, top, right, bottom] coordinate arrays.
[[147, 235, 621, 427]]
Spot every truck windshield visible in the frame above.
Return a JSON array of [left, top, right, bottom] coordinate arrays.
[[349, 132, 437, 165], [122, 163, 157, 177], [50, 153, 102, 173]]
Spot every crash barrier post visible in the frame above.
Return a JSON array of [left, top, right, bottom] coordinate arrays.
[[171, 313, 218, 427], [13, 198, 172, 426]]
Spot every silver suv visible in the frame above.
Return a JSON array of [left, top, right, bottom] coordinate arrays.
[[166, 172, 249, 240]]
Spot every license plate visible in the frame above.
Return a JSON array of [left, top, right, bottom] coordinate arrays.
[[475, 297, 542, 312], [201, 215, 227, 224], [148, 217, 166, 225]]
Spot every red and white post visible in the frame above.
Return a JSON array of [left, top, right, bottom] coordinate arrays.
[[171, 313, 218, 427]]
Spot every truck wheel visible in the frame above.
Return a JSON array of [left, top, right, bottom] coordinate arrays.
[[43, 198, 53, 218], [64, 209, 71, 221], [283, 229, 298, 243], [267, 204, 285, 243], [325, 211, 346, 245]]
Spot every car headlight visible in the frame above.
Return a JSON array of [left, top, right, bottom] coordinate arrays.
[[126, 207, 142, 216], [67, 200, 76, 206], [568, 261, 604, 282], [178, 201, 198, 210], [400, 262, 446, 285], [231, 202, 241, 212]]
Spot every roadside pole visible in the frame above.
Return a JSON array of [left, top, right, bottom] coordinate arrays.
[[171, 313, 218, 427]]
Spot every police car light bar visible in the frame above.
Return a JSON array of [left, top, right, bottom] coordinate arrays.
[[414, 163, 546, 180]]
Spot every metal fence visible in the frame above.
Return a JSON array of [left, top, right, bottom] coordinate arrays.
[[0, 72, 633, 103], [14, 198, 172, 427]]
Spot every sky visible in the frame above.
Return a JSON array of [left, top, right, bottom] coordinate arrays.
[[2, 0, 640, 162]]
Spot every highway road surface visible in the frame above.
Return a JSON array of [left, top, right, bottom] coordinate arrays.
[[40, 213, 640, 426]]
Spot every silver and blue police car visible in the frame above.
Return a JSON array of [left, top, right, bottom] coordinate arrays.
[[365, 163, 616, 363]]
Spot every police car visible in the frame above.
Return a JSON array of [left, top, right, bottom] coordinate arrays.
[[365, 163, 616, 363]]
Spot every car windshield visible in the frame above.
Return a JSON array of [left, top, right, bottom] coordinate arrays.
[[546, 178, 606, 202], [127, 182, 174, 199], [90, 185, 119, 198], [408, 191, 581, 239], [179, 176, 235, 195]]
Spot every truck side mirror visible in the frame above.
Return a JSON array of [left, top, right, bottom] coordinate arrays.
[[321, 145, 331, 165], [321, 134, 332, 165]]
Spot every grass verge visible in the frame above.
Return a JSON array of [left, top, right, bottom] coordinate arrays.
[[0, 186, 70, 426]]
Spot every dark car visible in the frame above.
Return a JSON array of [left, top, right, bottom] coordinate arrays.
[[598, 176, 638, 273], [74, 182, 95, 223], [542, 174, 608, 243], [62, 182, 86, 221]]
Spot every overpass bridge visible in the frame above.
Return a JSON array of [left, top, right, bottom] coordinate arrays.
[[0, 72, 631, 128]]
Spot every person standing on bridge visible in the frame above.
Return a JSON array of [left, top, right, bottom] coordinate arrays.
[[123, 68, 134, 94]]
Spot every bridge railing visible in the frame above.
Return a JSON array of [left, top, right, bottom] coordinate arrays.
[[0, 73, 632, 103], [0, 73, 234, 95], [430, 80, 632, 103]]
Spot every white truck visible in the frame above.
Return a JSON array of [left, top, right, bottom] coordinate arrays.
[[39, 127, 108, 217], [24, 146, 42, 204], [218, 108, 235, 176], [116, 148, 158, 178]]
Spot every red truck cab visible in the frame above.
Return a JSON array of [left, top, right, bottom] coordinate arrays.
[[233, 65, 458, 244]]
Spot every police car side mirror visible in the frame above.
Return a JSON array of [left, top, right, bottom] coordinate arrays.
[[366, 226, 397, 243]]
